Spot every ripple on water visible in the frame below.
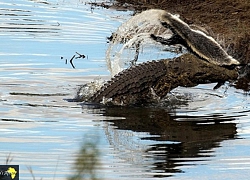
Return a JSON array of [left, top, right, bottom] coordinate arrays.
[[0, 1, 250, 180]]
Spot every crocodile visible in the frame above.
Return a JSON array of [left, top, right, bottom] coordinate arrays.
[[86, 54, 238, 106], [76, 10, 243, 106]]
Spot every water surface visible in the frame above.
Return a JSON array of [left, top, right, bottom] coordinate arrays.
[[0, 1, 250, 179]]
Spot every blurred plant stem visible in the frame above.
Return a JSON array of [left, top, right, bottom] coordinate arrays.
[[68, 136, 100, 180]]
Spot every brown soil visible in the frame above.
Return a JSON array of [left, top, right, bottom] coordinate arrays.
[[90, 0, 250, 90], [94, 0, 250, 64]]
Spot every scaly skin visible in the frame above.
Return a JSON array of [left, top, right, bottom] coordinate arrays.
[[88, 54, 238, 105]]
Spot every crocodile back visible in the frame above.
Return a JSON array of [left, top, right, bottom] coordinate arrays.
[[88, 54, 238, 105], [89, 60, 168, 105]]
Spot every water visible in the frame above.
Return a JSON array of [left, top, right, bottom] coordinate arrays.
[[0, 1, 250, 179], [105, 9, 177, 76]]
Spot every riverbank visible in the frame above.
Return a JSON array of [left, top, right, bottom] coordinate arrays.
[[92, 0, 250, 64]]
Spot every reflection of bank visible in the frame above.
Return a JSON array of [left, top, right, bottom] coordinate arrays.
[[101, 107, 237, 178]]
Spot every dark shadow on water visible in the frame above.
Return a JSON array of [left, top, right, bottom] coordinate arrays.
[[83, 105, 237, 178]]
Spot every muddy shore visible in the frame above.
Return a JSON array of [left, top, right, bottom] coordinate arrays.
[[89, 0, 250, 91], [92, 0, 249, 64]]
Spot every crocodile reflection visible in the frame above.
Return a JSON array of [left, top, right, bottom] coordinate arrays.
[[100, 107, 237, 177]]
